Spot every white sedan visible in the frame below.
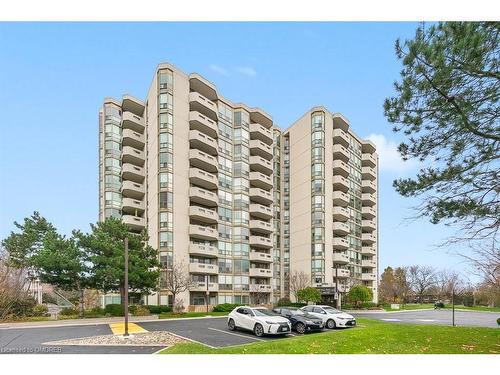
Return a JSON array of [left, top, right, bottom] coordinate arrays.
[[301, 305, 356, 329], [228, 306, 292, 337]]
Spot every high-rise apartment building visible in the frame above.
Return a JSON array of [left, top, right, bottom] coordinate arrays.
[[98, 63, 378, 310]]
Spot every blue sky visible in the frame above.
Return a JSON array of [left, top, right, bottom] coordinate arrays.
[[0, 22, 471, 277]]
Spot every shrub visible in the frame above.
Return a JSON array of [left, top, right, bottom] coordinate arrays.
[[60, 307, 78, 316], [104, 304, 124, 317], [84, 307, 105, 318], [361, 302, 377, 309], [289, 302, 307, 308], [133, 306, 150, 316], [276, 298, 292, 307], [497, 317, 500, 326], [32, 304, 49, 317], [145, 305, 172, 314], [213, 303, 241, 312], [42, 293, 57, 305], [10, 296, 37, 317], [434, 302, 445, 308], [347, 285, 373, 308]]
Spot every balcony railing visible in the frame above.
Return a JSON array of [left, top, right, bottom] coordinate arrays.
[[189, 168, 218, 190], [189, 224, 218, 241], [188, 92, 218, 122], [249, 155, 273, 175], [249, 219, 273, 234], [332, 160, 349, 177], [249, 268, 273, 278], [332, 207, 350, 221], [189, 129, 218, 156], [249, 123, 273, 145], [249, 139, 273, 160], [249, 187, 273, 205], [189, 149, 218, 173], [189, 243, 219, 258], [189, 110, 218, 139], [249, 235, 273, 249], [249, 251, 273, 263], [188, 262, 219, 275]]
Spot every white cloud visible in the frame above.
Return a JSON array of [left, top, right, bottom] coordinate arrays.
[[235, 66, 257, 77], [366, 133, 417, 173], [209, 64, 229, 76]]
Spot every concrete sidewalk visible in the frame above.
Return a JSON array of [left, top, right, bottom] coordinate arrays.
[[0, 315, 159, 329]]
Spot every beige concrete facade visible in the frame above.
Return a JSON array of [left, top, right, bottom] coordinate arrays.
[[281, 107, 379, 304], [98, 63, 378, 309]]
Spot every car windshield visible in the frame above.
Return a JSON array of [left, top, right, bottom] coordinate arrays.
[[253, 308, 279, 317], [323, 307, 341, 313]]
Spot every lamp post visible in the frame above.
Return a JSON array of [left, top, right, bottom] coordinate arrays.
[[452, 287, 455, 327], [124, 237, 129, 337], [206, 275, 210, 313]]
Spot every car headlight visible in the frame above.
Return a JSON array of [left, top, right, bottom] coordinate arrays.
[[265, 321, 276, 324]]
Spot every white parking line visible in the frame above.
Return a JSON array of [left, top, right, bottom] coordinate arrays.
[[416, 319, 436, 322], [208, 327, 265, 342], [380, 318, 402, 322]]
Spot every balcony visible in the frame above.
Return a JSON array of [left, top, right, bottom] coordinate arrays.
[[249, 284, 272, 293], [332, 113, 349, 131], [362, 180, 376, 194], [362, 153, 377, 168], [189, 111, 218, 139], [249, 268, 273, 278], [361, 273, 377, 281], [189, 262, 219, 275], [249, 204, 273, 220], [122, 215, 145, 232], [362, 260, 377, 269], [121, 163, 144, 183], [249, 219, 273, 234], [362, 193, 377, 206], [362, 219, 376, 232], [362, 233, 377, 244], [249, 187, 273, 205], [121, 180, 145, 200], [122, 111, 145, 133], [189, 186, 218, 207], [249, 123, 273, 145], [189, 149, 218, 173], [190, 282, 219, 292], [188, 91, 218, 121], [361, 246, 377, 256], [332, 129, 349, 147], [332, 207, 350, 222], [249, 251, 273, 263], [122, 128, 145, 150], [122, 198, 145, 215], [249, 139, 273, 160], [332, 237, 349, 250], [189, 224, 218, 241], [189, 130, 218, 156], [249, 172, 273, 190], [189, 206, 218, 224], [249, 155, 273, 175], [333, 222, 350, 235], [362, 206, 376, 219], [332, 160, 349, 178], [332, 191, 349, 207], [362, 140, 376, 154], [122, 146, 145, 167], [249, 235, 273, 249], [189, 168, 218, 190], [333, 268, 351, 279], [332, 175, 349, 193], [189, 243, 218, 258], [332, 144, 349, 163], [362, 166, 376, 181], [332, 252, 349, 264]]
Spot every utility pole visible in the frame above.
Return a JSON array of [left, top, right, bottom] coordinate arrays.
[[206, 274, 209, 313], [452, 287, 455, 327], [124, 237, 129, 337]]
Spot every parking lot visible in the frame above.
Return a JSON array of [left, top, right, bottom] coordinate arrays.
[[140, 317, 311, 348]]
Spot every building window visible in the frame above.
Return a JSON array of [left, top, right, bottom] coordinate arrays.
[[159, 191, 173, 210], [159, 93, 173, 111], [159, 231, 173, 249], [159, 132, 173, 151], [159, 113, 173, 132], [159, 212, 173, 230], [159, 172, 173, 189], [159, 152, 173, 170], [159, 70, 173, 91]]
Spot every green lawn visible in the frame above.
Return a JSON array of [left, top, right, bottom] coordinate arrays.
[[158, 311, 228, 319], [159, 318, 500, 354], [382, 303, 435, 312], [444, 305, 500, 313], [382, 303, 500, 313]]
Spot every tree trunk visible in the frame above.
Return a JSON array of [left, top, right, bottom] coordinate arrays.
[[172, 293, 176, 312], [78, 288, 84, 319], [120, 284, 125, 306]]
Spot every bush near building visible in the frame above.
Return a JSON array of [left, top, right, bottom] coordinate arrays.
[[347, 285, 373, 308], [213, 303, 242, 312]]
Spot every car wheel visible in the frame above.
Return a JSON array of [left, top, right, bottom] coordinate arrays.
[[254, 323, 264, 337], [326, 319, 336, 329], [228, 318, 236, 331], [296, 322, 306, 334]]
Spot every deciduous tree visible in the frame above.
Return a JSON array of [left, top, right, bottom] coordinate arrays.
[[289, 270, 310, 302], [408, 265, 437, 303]]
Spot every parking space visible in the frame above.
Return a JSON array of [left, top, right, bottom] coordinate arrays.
[[140, 317, 301, 348]]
